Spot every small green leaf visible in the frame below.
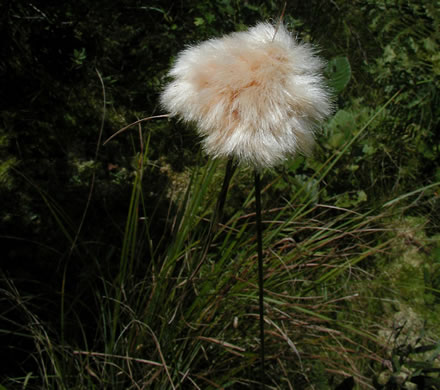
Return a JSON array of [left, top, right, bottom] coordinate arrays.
[[244, 3, 259, 11], [327, 109, 355, 148], [357, 190, 367, 203], [362, 143, 375, 156], [194, 17, 204, 26], [326, 56, 351, 93], [433, 247, 440, 263]]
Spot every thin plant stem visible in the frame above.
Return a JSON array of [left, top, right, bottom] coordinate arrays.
[[189, 157, 236, 281], [210, 157, 236, 235], [103, 114, 171, 145], [254, 170, 265, 389], [69, 68, 106, 256]]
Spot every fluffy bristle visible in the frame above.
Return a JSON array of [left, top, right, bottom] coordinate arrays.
[[160, 22, 333, 168]]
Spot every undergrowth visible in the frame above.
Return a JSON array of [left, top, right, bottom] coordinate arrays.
[[0, 100, 407, 389], [1, 88, 439, 389]]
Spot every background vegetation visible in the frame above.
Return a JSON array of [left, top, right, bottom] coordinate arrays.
[[1, 0, 439, 388]]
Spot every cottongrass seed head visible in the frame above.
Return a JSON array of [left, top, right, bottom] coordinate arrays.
[[160, 22, 333, 168]]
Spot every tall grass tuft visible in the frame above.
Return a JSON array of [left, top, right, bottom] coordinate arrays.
[[2, 115, 398, 388], [1, 93, 407, 390]]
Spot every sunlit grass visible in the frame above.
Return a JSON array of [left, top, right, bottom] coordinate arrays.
[[1, 165, 393, 389], [2, 94, 436, 389]]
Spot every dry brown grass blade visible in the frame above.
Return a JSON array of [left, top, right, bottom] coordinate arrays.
[[147, 326, 176, 390], [103, 114, 171, 145], [73, 350, 164, 368], [197, 336, 246, 353], [272, 1, 288, 41]]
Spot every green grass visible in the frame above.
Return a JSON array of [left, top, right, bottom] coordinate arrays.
[[0, 168, 389, 388], [1, 95, 438, 389]]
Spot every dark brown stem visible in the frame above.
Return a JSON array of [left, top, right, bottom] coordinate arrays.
[[254, 170, 265, 389], [189, 157, 236, 281]]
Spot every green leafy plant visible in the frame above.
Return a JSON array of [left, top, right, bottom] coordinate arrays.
[[374, 324, 440, 389], [326, 56, 352, 94]]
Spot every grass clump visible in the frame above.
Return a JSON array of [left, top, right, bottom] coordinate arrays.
[[1, 129, 401, 389]]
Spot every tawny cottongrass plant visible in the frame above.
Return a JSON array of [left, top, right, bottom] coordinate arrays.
[[160, 22, 332, 168], [160, 22, 333, 389]]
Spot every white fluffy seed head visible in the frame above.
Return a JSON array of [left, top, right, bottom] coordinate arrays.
[[160, 22, 333, 168]]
